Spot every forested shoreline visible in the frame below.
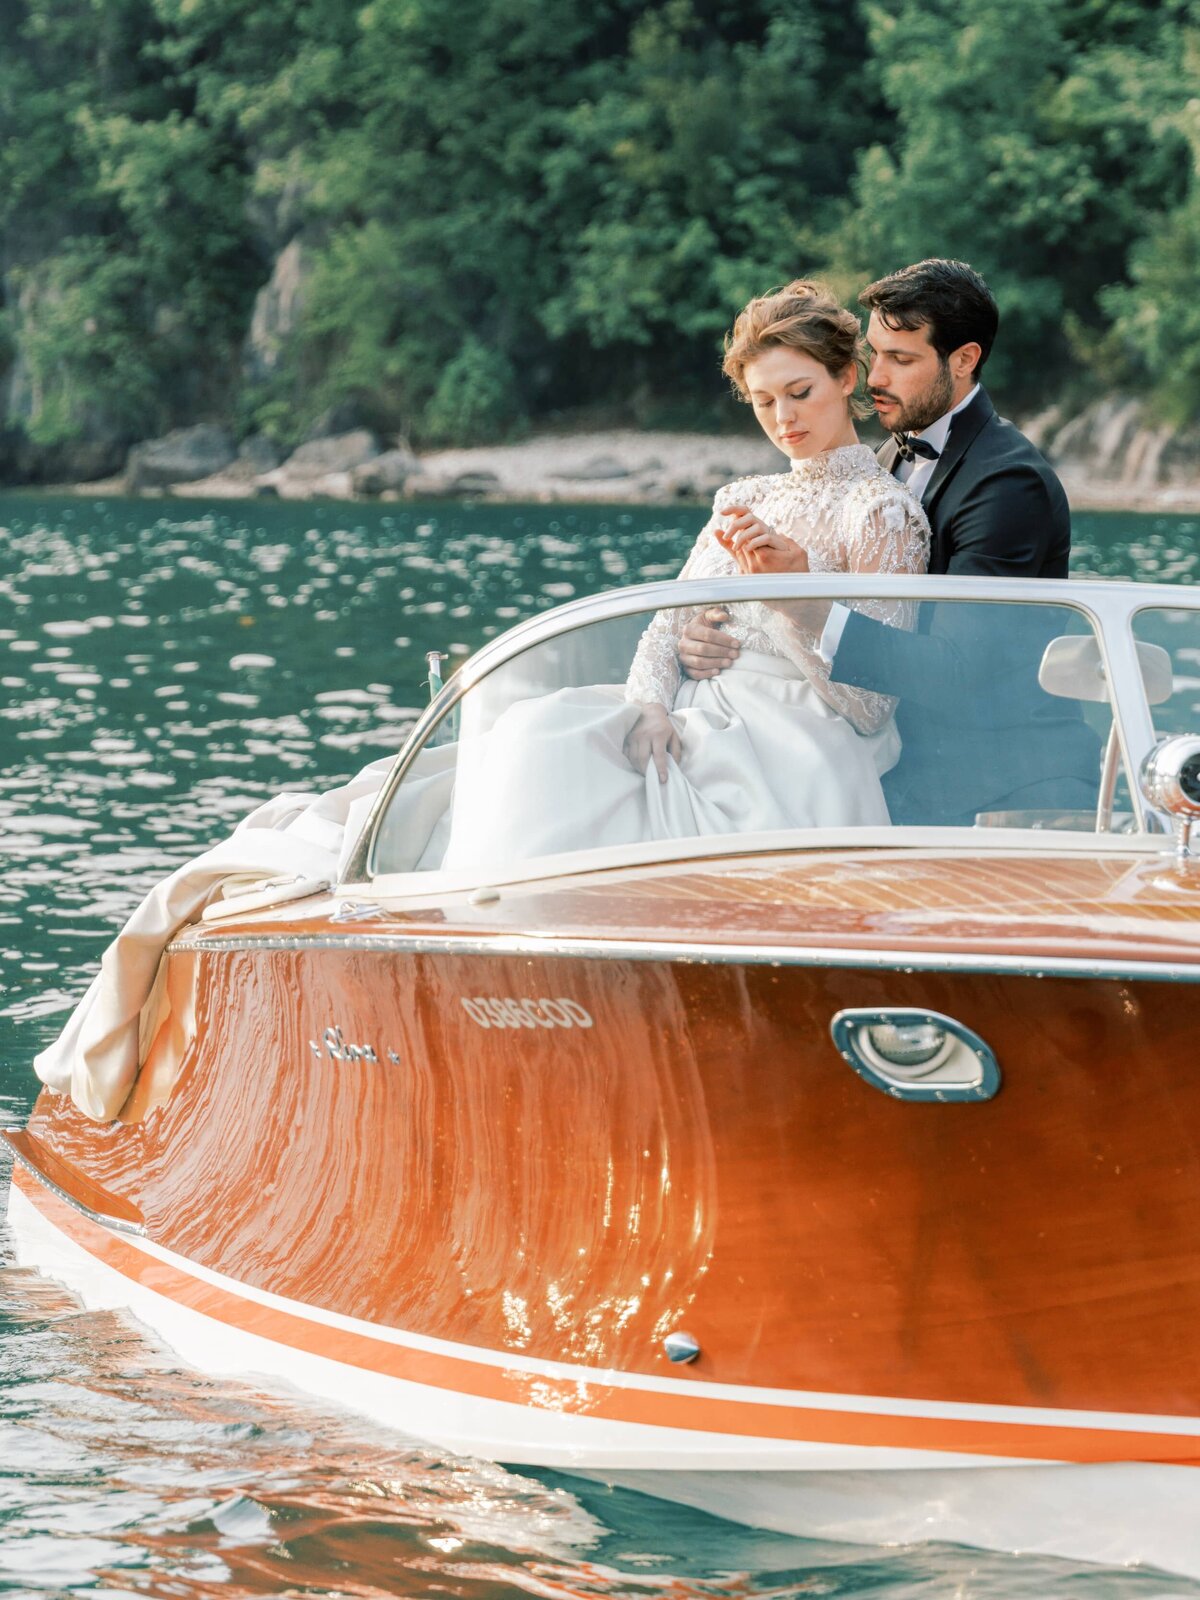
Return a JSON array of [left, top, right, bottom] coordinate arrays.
[[1, 0, 1197, 486]]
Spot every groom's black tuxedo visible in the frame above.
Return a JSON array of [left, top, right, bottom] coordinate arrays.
[[874, 386, 1070, 577], [830, 387, 1099, 823]]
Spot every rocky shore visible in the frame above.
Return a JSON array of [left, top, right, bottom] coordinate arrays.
[[34, 396, 1200, 513], [62, 423, 785, 508]]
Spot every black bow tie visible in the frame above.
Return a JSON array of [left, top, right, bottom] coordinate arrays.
[[895, 432, 940, 463]]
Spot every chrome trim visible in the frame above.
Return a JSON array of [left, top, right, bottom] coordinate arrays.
[[426, 650, 446, 700], [1097, 724, 1122, 834], [830, 1008, 1001, 1103], [1140, 735, 1200, 860], [165, 929, 1200, 983], [1095, 612, 1156, 833], [2, 1129, 147, 1238], [330, 899, 390, 923], [344, 574, 1197, 883]]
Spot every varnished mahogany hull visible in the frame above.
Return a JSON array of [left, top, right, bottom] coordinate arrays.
[[9, 845, 1200, 1574], [16, 928, 1200, 1429], [7, 844, 1200, 1580]]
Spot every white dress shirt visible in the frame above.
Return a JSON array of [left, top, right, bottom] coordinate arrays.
[[818, 385, 979, 665]]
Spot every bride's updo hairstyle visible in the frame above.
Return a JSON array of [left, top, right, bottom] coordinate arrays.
[[722, 280, 872, 419]]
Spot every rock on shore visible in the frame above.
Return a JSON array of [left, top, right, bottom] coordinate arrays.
[[125, 425, 236, 491], [1025, 398, 1200, 512]]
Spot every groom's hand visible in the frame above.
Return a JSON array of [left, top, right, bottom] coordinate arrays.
[[679, 606, 739, 679]]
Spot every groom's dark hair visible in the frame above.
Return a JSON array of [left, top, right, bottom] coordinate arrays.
[[860, 259, 998, 378]]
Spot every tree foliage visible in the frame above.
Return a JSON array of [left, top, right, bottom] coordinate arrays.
[[0, 0, 1195, 454]]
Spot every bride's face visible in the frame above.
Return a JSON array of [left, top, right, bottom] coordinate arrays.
[[743, 347, 857, 460]]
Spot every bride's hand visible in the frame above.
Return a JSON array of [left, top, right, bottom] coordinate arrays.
[[716, 504, 811, 575], [717, 504, 829, 630], [625, 703, 682, 784]]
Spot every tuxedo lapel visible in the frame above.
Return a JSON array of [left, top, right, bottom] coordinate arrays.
[[921, 387, 994, 515]]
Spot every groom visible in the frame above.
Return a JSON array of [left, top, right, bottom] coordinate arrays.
[[678, 257, 1098, 825]]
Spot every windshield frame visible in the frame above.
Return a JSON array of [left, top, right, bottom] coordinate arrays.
[[342, 573, 1188, 889]]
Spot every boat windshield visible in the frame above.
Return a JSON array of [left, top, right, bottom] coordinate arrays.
[[1134, 605, 1200, 742], [371, 592, 1132, 879]]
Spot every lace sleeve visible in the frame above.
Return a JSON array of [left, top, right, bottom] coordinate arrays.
[[764, 489, 930, 735], [623, 522, 716, 707]]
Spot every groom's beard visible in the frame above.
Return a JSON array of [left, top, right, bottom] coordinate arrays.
[[871, 359, 955, 436]]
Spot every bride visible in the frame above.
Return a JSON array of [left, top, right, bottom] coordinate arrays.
[[441, 281, 931, 870]]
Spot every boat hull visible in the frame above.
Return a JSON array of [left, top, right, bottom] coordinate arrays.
[[10, 1174, 1200, 1577], [10, 848, 1200, 1575], [19, 937, 1200, 1418]]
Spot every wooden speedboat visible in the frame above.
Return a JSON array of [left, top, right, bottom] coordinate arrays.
[[7, 574, 1200, 1576]]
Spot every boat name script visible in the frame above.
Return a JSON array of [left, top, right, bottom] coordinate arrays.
[[460, 997, 594, 1030], [309, 1025, 398, 1064]]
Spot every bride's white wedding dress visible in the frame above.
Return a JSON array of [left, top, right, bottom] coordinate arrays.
[[443, 444, 930, 870]]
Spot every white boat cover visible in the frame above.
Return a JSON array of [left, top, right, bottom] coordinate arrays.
[[33, 757, 393, 1122]]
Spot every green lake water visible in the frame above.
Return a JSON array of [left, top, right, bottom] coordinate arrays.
[[0, 493, 1197, 1598]]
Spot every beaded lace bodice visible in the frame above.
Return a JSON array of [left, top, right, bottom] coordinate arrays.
[[623, 443, 930, 734]]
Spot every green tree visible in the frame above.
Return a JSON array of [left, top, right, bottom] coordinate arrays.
[[1099, 16, 1200, 421], [831, 0, 1189, 407], [2, 0, 1198, 461], [259, 0, 880, 440], [0, 0, 264, 446]]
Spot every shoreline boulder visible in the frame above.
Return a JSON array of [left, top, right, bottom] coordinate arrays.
[[126, 425, 236, 491], [352, 445, 419, 496], [277, 429, 380, 481], [551, 453, 632, 482]]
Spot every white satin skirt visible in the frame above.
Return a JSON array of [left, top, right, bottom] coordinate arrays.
[[441, 651, 898, 872]]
